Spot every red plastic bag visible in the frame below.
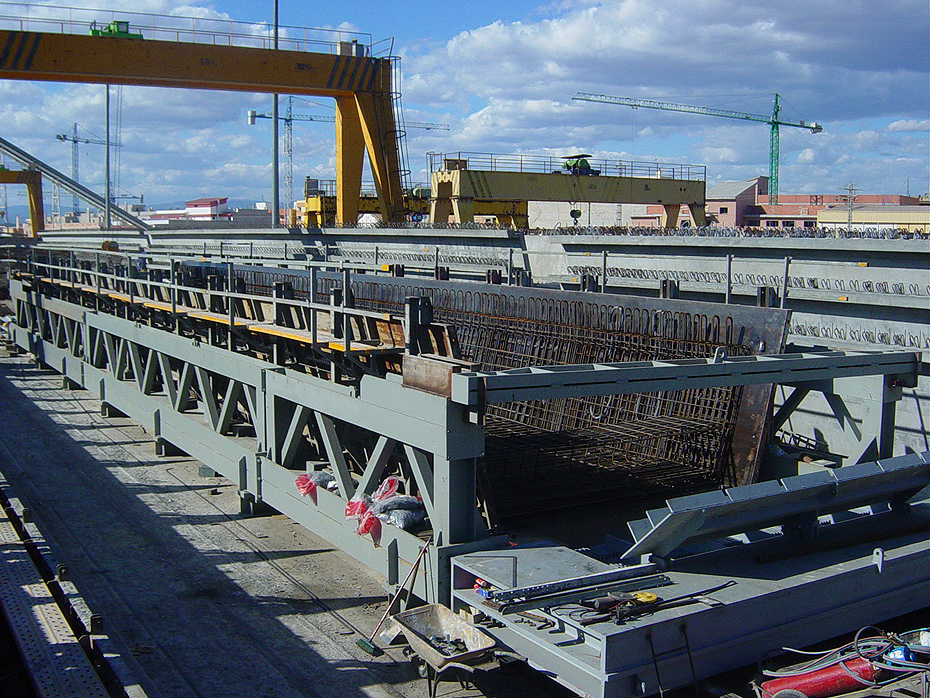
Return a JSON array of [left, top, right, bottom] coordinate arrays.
[[356, 511, 381, 538], [372, 476, 400, 502], [345, 495, 371, 520], [295, 474, 315, 497]]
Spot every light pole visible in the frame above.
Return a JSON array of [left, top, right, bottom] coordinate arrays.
[[271, 1, 279, 227], [104, 85, 111, 231]]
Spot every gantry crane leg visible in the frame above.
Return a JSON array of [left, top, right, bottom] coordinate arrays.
[[335, 97, 364, 226], [355, 92, 405, 222]]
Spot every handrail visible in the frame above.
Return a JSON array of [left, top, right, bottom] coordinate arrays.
[[429, 151, 706, 181], [0, 2, 375, 54]]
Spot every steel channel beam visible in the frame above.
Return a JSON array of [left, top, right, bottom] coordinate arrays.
[[450, 351, 919, 407]]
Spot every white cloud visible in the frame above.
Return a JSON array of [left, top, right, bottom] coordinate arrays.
[[401, 0, 928, 196], [887, 119, 929, 133]]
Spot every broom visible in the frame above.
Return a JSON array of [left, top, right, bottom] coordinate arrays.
[[356, 535, 433, 656]]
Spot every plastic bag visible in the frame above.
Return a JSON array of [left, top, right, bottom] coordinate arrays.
[[370, 495, 425, 530], [295, 471, 336, 497], [372, 476, 400, 501], [345, 494, 372, 520], [356, 511, 382, 537], [370, 494, 423, 515], [380, 508, 426, 530], [346, 475, 399, 522]]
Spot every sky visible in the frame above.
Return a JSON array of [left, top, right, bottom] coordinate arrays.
[[0, 0, 927, 210]]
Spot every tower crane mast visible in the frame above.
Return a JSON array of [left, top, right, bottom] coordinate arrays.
[[56, 124, 122, 214], [572, 92, 822, 204]]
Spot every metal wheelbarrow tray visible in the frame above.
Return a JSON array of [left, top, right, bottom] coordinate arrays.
[[391, 604, 496, 670]]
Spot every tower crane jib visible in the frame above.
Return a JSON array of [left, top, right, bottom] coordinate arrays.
[[572, 92, 822, 204]]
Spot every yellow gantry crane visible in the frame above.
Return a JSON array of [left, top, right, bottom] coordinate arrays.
[[247, 98, 449, 204], [573, 92, 823, 204], [0, 26, 406, 224]]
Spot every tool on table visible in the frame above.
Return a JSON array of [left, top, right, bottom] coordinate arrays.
[[356, 535, 433, 656], [579, 580, 736, 626]]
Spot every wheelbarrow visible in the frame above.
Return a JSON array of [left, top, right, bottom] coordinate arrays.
[[391, 604, 496, 698]]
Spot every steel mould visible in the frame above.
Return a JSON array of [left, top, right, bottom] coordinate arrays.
[[6, 258, 921, 609]]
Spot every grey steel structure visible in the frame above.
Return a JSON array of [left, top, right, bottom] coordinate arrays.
[[5, 249, 928, 698]]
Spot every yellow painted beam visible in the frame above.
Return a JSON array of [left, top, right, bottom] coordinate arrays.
[[0, 30, 406, 223], [660, 204, 680, 229], [0, 30, 380, 96], [355, 91, 405, 221], [688, 203, 708, 227], [0, 168, 43, 234], [335, 96, 364, 226]]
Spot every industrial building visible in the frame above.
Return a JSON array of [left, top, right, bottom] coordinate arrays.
[[633, 176, 924, 229]]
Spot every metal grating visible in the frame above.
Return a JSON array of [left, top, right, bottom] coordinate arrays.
[[347, 280, 747, 519], [0, 516, 109, 698], [231, 267, 770, 520]]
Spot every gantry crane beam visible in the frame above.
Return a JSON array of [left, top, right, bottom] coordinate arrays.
[[573, 92, 823, 204], [0, 29, 405, 224]]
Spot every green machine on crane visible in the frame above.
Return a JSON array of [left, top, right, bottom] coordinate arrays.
[[89, 21, 144, 40], [572, 92, 822, 204]]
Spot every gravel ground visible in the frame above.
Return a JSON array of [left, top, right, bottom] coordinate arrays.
[[0, 350, 572, 698]]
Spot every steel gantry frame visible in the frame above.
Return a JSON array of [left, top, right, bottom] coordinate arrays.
[[0, 28, 405, 224], [5, 251, 921, 604]]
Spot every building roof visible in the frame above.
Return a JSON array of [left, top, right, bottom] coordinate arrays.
[[186, 197, 228, 206], [706, 180, 756, 200]]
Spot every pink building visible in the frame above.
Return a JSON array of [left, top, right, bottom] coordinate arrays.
[[185, 197, 230, 221], [633, 177, 920, 228]]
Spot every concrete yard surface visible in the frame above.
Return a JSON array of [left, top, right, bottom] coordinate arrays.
[[0, 351, 571, 698]]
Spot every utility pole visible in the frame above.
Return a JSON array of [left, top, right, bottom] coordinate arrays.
[[271, 0, 279, 228], [0, 154, 7, 223]]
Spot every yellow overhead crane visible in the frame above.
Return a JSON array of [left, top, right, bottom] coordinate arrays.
[[0, 166, 43, 235], [0, 28, 404, 225]]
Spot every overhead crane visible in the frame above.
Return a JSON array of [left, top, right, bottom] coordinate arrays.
[[573, 93, 823, 204], [247, 98, 449, 204], [0, 27, 406, 224]]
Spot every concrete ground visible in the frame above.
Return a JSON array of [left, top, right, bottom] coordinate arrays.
[[0, 350, 572, 698]]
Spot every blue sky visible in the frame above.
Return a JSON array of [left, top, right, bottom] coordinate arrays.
[[0, 0, 927, 208]]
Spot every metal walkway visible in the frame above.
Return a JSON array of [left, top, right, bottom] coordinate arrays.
[[0, 499, 109, 697]]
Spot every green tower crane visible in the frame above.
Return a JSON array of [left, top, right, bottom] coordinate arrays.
[[572, 92, 822, 204]]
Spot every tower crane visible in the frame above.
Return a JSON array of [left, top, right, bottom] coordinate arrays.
[[247, 99, 450, 204], [56, 124, 122, 214], [572, 92, 822, 204]]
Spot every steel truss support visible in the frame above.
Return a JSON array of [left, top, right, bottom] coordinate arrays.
[[9, 278, 497, 602]]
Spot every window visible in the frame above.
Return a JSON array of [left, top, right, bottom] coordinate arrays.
[[765, 220, 779, 227], [719, 206, 729, 214], [803, 220, 816, 228], [782, 221, 795, 227]]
